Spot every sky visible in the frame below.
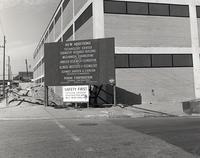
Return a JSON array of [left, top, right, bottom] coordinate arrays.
[[0, 0, 60, 78]]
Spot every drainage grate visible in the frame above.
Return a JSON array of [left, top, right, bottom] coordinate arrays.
[[78, 123, 98, 126]]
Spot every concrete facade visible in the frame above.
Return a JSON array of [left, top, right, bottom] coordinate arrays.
[[33, 0, 200, 105]]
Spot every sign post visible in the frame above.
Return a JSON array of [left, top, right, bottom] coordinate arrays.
[[109, 78, 116, 106]]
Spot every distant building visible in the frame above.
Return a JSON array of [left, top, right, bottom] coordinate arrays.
[[14, 72, 33, 82], [33, 0, 200, 105], [0, 80, 11, 86]]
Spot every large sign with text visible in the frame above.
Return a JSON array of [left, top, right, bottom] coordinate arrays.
[[44, 38, 115, 86]]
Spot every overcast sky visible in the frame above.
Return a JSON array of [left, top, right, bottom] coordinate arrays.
[[0, 0, 60, 78]]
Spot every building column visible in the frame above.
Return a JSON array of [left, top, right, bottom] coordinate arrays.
[[92, 0, 104, 38], [61, 2, 64, 42], [72, 0, 75, 40], [189, 0, 200, 98]]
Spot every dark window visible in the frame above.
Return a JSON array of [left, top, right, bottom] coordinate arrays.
[[45, 32, 48, 40], [149, 3, 170, 16], [197, 6, 200, 18], [75, 4, 92, 31], [173, 54, 193, 67], [55, 8, 61, 24], [38, 44, 41, 52], [49, 23, 54, 34], [63, 25, 73, 41], [129, 55, 151, 68], [104, 0, 126, 14], [152, 54, 172, 67], [115, 54, 129, 68], [63, 0, 70, 10], [41, 39, 44, 45], [170, 4, 189, 17], [127, 2, 148, 15]]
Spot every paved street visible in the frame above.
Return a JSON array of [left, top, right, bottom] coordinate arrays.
[[111, 117, 200, 156], [0, 108, 199, 158], [0, 102, 199, 158]]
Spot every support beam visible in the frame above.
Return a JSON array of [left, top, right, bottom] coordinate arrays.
[[189, 1, 200, 98], [92, 0, 105, 39]]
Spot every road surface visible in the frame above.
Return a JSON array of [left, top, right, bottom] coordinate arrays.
[[0, 116, 199, 158], [111, 117, 200, 156]]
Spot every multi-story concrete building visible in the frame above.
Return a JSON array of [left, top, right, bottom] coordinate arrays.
[[33, 0, 200, 105]]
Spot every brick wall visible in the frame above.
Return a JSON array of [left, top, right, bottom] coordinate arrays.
[[116, 68, 195, 104], [105, 14, 191, 47]]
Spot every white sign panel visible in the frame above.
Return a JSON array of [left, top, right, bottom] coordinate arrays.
[[62, 85, 89, 102]]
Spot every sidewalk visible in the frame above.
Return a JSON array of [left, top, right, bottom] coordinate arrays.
[[0, 100, 175, 120], [0, 105, 155, 120], [0, 97, 198, 120], [1, 83, 193, 118]]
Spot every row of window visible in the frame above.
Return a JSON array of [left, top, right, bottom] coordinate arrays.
[[34, 54, 192, 83], [33, 58, 44, 72], [58, 25, 73, 42], [54, 2, 93, 37], [34, 54, 192, 74], [63, 25, 73, 42], [34, 2, 93, 59], [104, 0, 189, 17], [115, 54, 193, 68], [196, 6, 200, 18], [75, 4, 93, 31], [35, 77, 44, 84], [58, 4, 93, 42]]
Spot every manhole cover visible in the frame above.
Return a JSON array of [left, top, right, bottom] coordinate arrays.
[[78, 123, 98, 126]]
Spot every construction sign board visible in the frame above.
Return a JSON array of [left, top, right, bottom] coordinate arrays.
[[44, 38, 115, 86]]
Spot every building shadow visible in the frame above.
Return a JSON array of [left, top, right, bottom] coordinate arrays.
[[90, 84, 142, 107]]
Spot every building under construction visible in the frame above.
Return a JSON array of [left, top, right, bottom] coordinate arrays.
[[33, 0, 200, 106]]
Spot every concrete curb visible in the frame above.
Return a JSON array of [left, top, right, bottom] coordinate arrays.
[[131, 105, 178, 117]]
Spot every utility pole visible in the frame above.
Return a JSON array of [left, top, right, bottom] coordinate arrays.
[[7, 56, 10, 81], [25, 59, 29, 79], [0, 36, 6, 99], [3, 36, 6, 99]]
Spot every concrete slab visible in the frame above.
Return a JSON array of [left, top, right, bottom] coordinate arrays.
[[133, 102, 187, 117]]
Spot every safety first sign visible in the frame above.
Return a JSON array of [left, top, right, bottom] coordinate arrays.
[[62, 85, 89, 103]]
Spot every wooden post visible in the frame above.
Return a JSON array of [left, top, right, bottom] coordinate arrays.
[[6, 89, 8, 106], [113, 84, 116, 106], [87, 85, 89, 108], [44, 86, 48, 107]]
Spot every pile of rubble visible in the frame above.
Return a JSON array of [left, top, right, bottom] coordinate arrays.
[[3, 83, 63, 108]]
